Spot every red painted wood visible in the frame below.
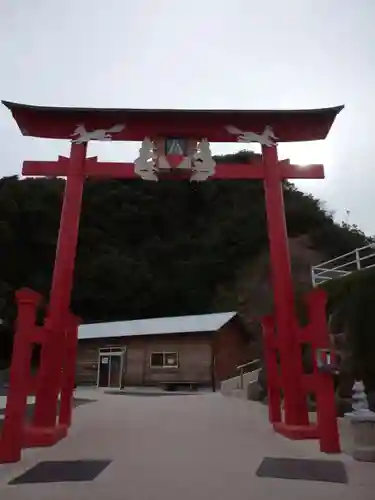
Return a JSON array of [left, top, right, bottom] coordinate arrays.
[[23, 156, 70, 176], [31, 326, 45, 344], [23, 157, 324, 181], [262, 144, 309, 427], [278, 160, 324, 179], [3, 100, 344, 143], [305, 288, 340, 453], [22, 157, 136, 178], [59, 314, 81, 428], [0, 289, 41, 463], [33, 143, 87, 430], [22, 424, 68, 448], [273, 422, 319, 440], [300, 374, 316, 392]]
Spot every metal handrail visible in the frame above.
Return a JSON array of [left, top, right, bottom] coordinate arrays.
[[315, 243, 374, 267], [311, 243, 375, 286], [237, 359, 261, 389]]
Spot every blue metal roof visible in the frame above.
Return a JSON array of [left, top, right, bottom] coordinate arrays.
[[78, 311, 236, 340]]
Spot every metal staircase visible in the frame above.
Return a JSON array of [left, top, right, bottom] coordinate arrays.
[[311, 243, 375, 286]]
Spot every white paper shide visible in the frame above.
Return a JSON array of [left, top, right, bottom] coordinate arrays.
[[134, 138, 216, 182]]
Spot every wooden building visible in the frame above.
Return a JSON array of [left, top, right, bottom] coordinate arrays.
[[76, 311, 255, 390]]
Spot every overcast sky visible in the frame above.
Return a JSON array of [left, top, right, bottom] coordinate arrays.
[[1, 0, 375, 235]]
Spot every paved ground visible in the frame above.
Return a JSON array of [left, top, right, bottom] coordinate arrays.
[[0, 389, 374, 499]]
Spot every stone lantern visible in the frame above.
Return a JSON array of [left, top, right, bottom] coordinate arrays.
[[345, 380, 375, 461]]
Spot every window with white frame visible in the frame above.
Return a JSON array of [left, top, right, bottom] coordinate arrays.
[[150, 352, 179, 368]]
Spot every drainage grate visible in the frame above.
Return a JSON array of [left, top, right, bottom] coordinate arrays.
[[8, 460, 111, 485], [256, 457, 348, 484]]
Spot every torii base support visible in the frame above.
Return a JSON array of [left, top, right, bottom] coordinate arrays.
[[263, 288, 341, 454], [0, 425, 68, 463], [273, 423, 318, 440], [22, 424, 68, 448], [0, 288, 79, 463]]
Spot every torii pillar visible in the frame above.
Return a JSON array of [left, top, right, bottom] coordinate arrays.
[[32, 142, 87, 429], [261, 144, 307, 425]]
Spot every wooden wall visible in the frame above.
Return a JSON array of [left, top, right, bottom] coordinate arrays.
[[75, 319, 257, 387], [214, 318, 258, 382], [141, 335, 212, 386], [76, 334, 213, 387]]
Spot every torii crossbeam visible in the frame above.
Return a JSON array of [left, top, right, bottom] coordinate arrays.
[[23, 154, 324, 180]]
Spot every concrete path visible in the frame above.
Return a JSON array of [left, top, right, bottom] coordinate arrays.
[[0, 389, 374, 499]]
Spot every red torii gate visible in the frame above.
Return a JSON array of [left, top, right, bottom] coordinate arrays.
[[0, 101, 343, 463]]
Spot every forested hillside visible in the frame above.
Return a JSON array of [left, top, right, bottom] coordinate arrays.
[[0, 151, 370, 363]]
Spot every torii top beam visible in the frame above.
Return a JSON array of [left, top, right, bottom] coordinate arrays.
[[2, 100, 343, 143]]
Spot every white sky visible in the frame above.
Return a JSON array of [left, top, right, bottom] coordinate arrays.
[[1, 0, 374, 234]]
